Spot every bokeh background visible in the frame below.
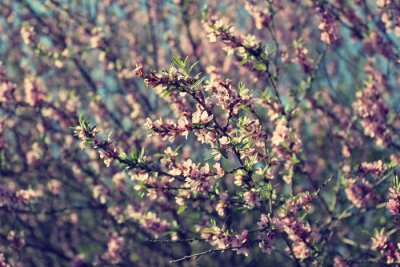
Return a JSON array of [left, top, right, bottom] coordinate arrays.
[[0, 0, 399, 266]]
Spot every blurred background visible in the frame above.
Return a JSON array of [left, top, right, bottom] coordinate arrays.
[[0, 0, 399, 266]]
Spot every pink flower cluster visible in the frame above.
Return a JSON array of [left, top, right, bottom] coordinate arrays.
[[0, 185, 39, 207], [133, 63, 195, 89], [125, 204, 171, 238], [371, 230, 400, 264], [24, 77, 47, 107], [202, 16, 265, 66], [314, 2, 339, 45], [98, 233, 125, 265], [74, 124, 117, 167], [291, 42, 314, 74], [360, 160, 386, 179], [278, 193, 319, 259], [387, 186, 400, 216], [353, 73, 396, 147], [345, 177, 377, 208], [257, 214, 280, 254], [162, 151, 224, 194], [203, 227, 250, 256], [244, 0, 270, 30]]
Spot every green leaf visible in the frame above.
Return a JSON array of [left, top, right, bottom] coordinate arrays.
[[210, 218, 216, 226], [107, 131, 113, 141], [130, 148, 138, 161], [191, 76, 205, 89], [253, 63, 267, 72], [172, 56, 185, 69], [188, 60, 200, 75], [119, 152, 128, 159], [177, 205, 186, 215], [183, 56, 189, 66], [205, 152, 218, 161], [139, 147, 145, 161], [202, 227, 215, 233], [220, 149, 229, 159], [161, 89, 173, 98], [394, 175, 400, 189]]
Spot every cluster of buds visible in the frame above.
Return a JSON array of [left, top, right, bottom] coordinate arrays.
[[26, 142, 44, 166], [313, 3, 339, 45], [257, 214, 281, 254], [101, 233, 125, 264], [344, 177, 377, 208], [377, 0, 400, 37], [98, 145, 117, 167], [173, 159, 223, 193], [24, 76, 47, 107], [371, 229, 400, 264], [124, 202, 171, 238], [205, 79, 253, 116], [133, 63, 195, 90], [291, 41, 314, 74], [261, 96, 284, 121], [282, 192, 314, 217], [16, 188, 37, 203], [191, 105, 214, 124], [387, 185, 400, 216], [0, 185, 38, 207], [141, 212, 171, 238], [203, 17, 267, 67], [360, 160, 386, 180], [278, 193, 319, 259], [132, 172, 173, 201], [159, 147, 224, 199], [145, 116, 191, 143], [20, 24, 36, 45], [203, 227, 250, 256], [90, 27, 104, 49], [145, 104, 217, 145], [231, 230, 250, 256], [203, 17, 239, 45], [236, 116, 267, 160], [353, 75, 395, 147], [215, 191, 229, 217], [244, 0, 271, 30], [92, 184, 109, 204], [271, 117, 301, 161], [243, 189, 261, 208], [74, 118, 118, 167]]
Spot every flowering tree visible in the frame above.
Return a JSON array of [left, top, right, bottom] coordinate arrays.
[[1, 0, 400, 266]]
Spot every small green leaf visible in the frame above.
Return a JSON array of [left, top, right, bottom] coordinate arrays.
[[253, 63, 267, 72], [188, 60, 200, 75], [192, 76, 205, 89], [139, 147, 145, 161], [172, 56, 185, 69], [202, 227, 215, 233], [220, 149, 229, 159], [205, 152, 218, 161], [177, 205, 186, 215]]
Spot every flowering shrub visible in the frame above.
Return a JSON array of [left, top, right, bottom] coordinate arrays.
[[1, 0, 400, 266]]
